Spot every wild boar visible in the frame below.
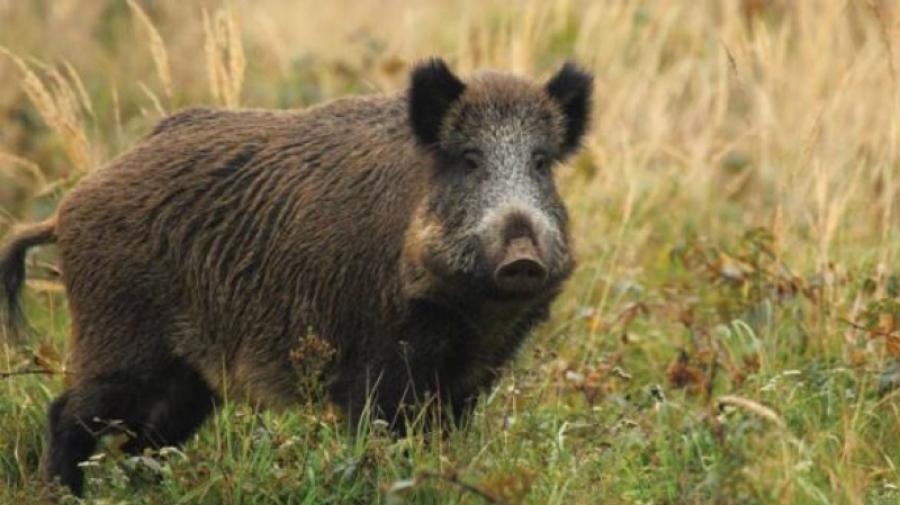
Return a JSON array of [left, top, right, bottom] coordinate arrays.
[[0, 58, 592, 496]]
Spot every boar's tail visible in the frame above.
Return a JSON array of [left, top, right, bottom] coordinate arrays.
[[0, 217, 57, 343]]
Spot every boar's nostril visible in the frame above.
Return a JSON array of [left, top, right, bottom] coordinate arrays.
[[496, 258, 546, 282], [493, 237, 548, 295]]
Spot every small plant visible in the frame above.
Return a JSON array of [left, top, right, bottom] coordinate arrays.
[[290, 330, 337, 407]]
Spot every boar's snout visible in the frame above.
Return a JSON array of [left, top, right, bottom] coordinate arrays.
[[481, 209, 556, 298], [493, 237, 548, 295]]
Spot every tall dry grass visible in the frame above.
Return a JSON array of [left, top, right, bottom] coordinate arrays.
[[1, 0, 895, 263], [0, 1, 898, 502]]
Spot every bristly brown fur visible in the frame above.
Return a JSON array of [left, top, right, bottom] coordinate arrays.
[[0, 59, 592, 497]]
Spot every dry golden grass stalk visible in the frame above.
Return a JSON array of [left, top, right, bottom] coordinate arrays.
[[127, 0, 173, 104], [0, 48, 92, 174], [719, 395, 786, 429], [25, 279, 66, 294], [110, 81, 123, 149], [0, 150, 47, 188], [62, 60, 94, 119], [137, 82, 166, 118], [203, 5, 245, 109]]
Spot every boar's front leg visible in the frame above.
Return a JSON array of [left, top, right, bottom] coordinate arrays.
[[342, 302, 480, 434]]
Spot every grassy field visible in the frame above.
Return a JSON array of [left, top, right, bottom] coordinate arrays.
[[1, 0, 899, 503]]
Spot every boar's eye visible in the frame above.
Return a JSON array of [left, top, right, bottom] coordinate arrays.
[[462, 149, 483, 172], [533, 151, 551, 174]]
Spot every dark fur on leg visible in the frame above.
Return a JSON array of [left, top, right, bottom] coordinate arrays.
[[43, 361, 216, 497]]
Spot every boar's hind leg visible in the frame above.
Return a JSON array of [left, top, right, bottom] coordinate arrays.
[[120, 360, 217, 455], [44, 373, 147, 496], [44, 361, 215, 496]]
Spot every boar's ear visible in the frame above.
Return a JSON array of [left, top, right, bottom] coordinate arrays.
[[545, 62, 593, 156], [408, 58, 466, 147]]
